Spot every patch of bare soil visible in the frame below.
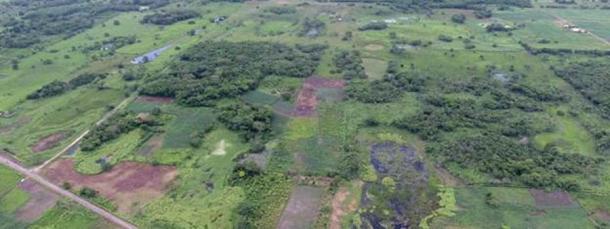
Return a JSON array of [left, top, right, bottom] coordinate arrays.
[[0, 115, 31, 135], [292, 76, 345, 117], [31, 132, 66, 153], [278, 186, 325, 229], [135, 96, 174, 104], [594, 209, 610, 222], [528, 189, 576, 208], [330, 181, 362, 229], [43, 159, 177, 213], [15, 179, 60, 222]]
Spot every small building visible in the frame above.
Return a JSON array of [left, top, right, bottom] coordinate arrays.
[[139, 6, 150, 11]]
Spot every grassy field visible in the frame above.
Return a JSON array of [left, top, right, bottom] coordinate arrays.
[[534, 107, 595, 156], [430, 187, 594, 229], [0, 166, 29, 216], [29, 201, 108, 229]]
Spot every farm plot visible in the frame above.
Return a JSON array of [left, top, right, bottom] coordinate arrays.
[[162, 106, 216, 149], [496, 9, 609, 50], [278, 186, 325, 229], [548, 9, 610, 42], [293, 76, 345, 117], [43, 159, 177, 213]]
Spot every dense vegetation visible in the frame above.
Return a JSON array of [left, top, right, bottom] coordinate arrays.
[[346, 66, 427, 103], [322, 0, 532, 10], [0, 0, 168, 48], [26, 73, 106, 99], [218, 103, 273, 143], [554, 60, 610, 119], [428, 132, 600, 189], [141, 41, 325, 106], [358, 21, 388, 31], [333, 50, 367, 80], [299, 17, 325, 37], [141, 10, 200, 25]]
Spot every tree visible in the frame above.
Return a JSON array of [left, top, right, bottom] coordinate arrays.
[[79, 187, 98, 198]]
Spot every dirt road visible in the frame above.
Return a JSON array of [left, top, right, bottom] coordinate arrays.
[[34, 95, 135, 172], [0, 155, 137, 229]]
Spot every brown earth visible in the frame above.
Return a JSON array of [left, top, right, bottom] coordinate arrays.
[[594, 209, 610, 222], [278, 186, 325, 229], [15, 179, 60, 222], [528, 189, 576, 208], [292, 76, 345, 117], [31, 132, 66, 153], [330, 181, 362, 229], [135, 96, 174, 104], [0, 115, 31, 134], [43, 159, 177, 213]]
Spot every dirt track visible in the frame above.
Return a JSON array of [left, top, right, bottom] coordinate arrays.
[[0, 155, 137, 229]]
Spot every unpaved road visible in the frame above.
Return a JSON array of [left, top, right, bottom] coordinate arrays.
[[0, 155, 137, 229], [34, 95, 135, 172]]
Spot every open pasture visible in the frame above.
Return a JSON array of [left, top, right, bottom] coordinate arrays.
[[430, 187, 594, 229]]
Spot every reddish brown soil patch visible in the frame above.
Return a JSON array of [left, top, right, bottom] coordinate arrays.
[[43, 159, 177, 213], [594, 209, 610, 221], [31, 132, 66, 153], [292, 76, 345, 117], [15, 179, 60, 222], [528, 189, 576, 208], [0, 115, 31, 134], [330, 181, 362, 229], [135, 96, 174, 104]]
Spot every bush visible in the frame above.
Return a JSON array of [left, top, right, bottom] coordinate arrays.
[[141, 10, 200, 25], [358, 21, 388, 31], [451, 14, 466, 23]]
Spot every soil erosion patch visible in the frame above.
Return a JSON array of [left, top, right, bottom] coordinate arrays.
[[43, 159, 177, 213], [293, 76, 345, 117], [528, 189, 576, 208], [31, 132, 66, 153], [15, 179, 60, 222]]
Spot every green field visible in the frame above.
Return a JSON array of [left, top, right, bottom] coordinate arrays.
[[430, 187, 594, 229]]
